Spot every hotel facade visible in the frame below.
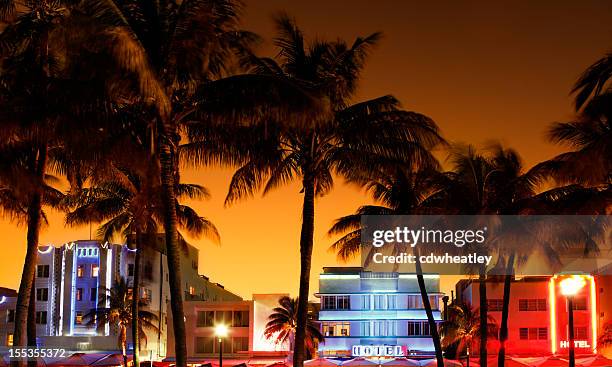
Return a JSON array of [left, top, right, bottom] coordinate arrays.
[[456, 275, 599, 357], [316, 267, 443, 358], [0, 237, 240, 360]]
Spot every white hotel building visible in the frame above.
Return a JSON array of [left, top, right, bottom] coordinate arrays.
[[0, 237, 241, 360], [316, 267, 443, 358]]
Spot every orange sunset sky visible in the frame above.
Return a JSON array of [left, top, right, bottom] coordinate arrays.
[[1, 0, 612, 299]]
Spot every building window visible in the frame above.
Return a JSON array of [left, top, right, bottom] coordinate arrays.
[[76, 288, 83, 301], [7, 310, 15, 323], [518, 299, 546, 311], [128, 264, 135, 277], [90, 288, 97, 302], [215, 310, 232, 325], [322, 296, 336, 310], [36, 288, 49, 302], [408, 321, 431, 336], [362, 295, 371, 310], [232, 337, 249, 353], [35, 311, 47, 325], [143, 288, 152, 302], [337, 295, 350, 310], [575, 327, 588, 339], [144, 262, 153, 280], [77, 265, 85, 278], [487, 299, 504, 311], [408, 295, 423, 309], [188, 286, 195, 295], [196, 311, 215, 327], [75, 311, 83, 325], [91, 265, 99, 278], [233, 311, 249, 327], [374, 295, 386, 310], [371, 320, 396, 336], [519, 327, 547, 340], [6, 333, 13, 347], [322, 322, 350, 336], [37, 265, 50, 278], [572, 297, 588, 311], [195, 337, 214, 354]]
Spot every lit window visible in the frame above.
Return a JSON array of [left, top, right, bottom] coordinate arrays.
[[76, 288, 83, 301], [91, 265, 99, 277], [7, 333, 13, 346], [77, 265, 84, 278], [189, 286, 195, 295], [75, 311, 83, 325]]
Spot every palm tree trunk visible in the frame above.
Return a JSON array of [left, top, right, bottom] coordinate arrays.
[[414, 248, 444, 367], [123, 337, 128, 367], [27, 284, 37, 367], [132, 232, 142, 367], [478, 265, 488, 367], [13, 145, 47, 356], [157, 119, 187, 367], [293, 176, 316, 367], [497, 253, 515, 367]]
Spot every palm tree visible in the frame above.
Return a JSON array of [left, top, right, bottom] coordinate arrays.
[[264, 296, 324, 359], [570, 52, 612, 111], [328, 165, 447, 367], [0, 0, 167, 353], [0, 142, 65, 357], [598, 321, 612, 349], [532, 51, 612, 186], [70, 4, 325, 364], [439, 302, 498, 367], [86, 277, 159, 367], [190, 14, 444, 367], [64, 146, 219, 367]]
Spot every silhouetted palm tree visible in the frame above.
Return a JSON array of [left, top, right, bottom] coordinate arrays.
[[439, 303, 498, 367], [86, 277, 159, 367], [65, 148, 218, 366], [72, 4, 324, 363], [571, 52, 612, 111], [0, 0, 165, 354], [193, 14, 444, 367], [328, 165, 447, 367], [264, 296, 323, 359]]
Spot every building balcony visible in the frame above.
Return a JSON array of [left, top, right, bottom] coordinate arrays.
[[319, 309, 442, 321]]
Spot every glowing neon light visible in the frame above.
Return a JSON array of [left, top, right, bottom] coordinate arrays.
[[549, 276, 557, 354], [0, 296, 6, 304], [399, 274, 440, 279], [320, 274, 359, 279], [589, 276, 597, 354], [77, 247, 99, 258], [37, 246, 54, 254]]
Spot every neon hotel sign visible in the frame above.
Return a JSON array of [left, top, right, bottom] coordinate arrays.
[[352, 345, 406, 357]]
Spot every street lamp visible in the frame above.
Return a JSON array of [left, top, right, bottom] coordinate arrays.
[[214, 324, 229, 367], [559, 275, 587, 367]]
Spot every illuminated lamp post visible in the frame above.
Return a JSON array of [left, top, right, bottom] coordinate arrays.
[[559, 276, 587, 367], [214, 324, 229, 367]]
